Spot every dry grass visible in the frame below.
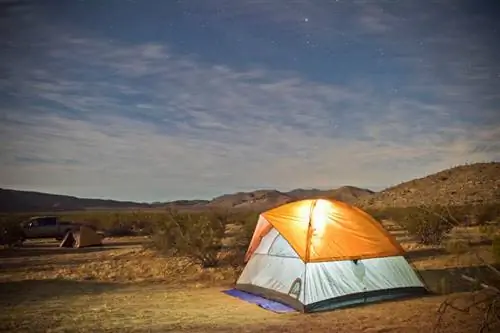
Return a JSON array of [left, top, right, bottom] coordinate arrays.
[[0, 238, 239, 286], [0, 281, 492, 333], [1, 222, 499, 333], [0, 282, 283, 333]]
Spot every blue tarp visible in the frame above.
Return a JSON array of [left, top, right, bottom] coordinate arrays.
[[222, 288, 296, 313]]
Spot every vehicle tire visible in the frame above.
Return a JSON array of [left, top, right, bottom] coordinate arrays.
[[16, 236, 26, 247]]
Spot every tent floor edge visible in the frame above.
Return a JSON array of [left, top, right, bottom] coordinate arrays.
[[304, 286, 430, 313], [235, 283, 305, 313]]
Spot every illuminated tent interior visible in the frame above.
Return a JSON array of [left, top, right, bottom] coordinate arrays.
[[235, 199, 428, 313]]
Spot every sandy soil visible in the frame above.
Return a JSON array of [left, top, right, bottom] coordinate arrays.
[[0, 224, 499, 333]]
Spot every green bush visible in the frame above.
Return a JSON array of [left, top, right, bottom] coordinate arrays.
[[150, 209, 229, 268]]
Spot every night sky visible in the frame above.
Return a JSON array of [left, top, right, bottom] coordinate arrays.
[[1, 0, 499, 201]]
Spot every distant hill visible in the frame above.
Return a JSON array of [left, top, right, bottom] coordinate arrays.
[[165, 199, 210, 207], [4, 162, 498, 213], [206, 186, 375, 212], [354, 162, 500, 209], [0, 185, 374, 213], [207, 190, 293, 212], [286, 186, 375, 202], [0, 188, 152, 213]]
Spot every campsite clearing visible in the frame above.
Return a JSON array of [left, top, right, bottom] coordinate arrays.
[[1, 223, 499, 332], [0, 278, 492, 333]]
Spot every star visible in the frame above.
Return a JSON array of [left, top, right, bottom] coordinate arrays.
[[304, 18, 309, 22]]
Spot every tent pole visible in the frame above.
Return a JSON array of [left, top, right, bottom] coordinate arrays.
[[303, 200, 318, 311]]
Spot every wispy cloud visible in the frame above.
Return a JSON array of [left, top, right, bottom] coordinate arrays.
[[0, 1, 499, 201]]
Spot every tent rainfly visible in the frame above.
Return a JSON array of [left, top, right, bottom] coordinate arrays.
[[60, 225, 103, 248], [236, 199, 429, 313]]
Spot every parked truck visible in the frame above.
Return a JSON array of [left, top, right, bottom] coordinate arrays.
[[20, 216, 83, 241]]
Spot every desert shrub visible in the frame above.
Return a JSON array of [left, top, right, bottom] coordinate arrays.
[[474, 203, 500, 225], [381, 204, 500, 244], [59, 212, 116, 231], [231, 210, 258, 247], [58, 211, 162, 236], [150, 209, 229, 268], [444, 239, 471, 254], [104, 226, 136, 237], [0, 216, 26, 248], [445, 205, 470, 224], [478, 224, 498, 238], [365, 208, 389, 221], [379, 204, 500, 227], [381, 207, 413, 223], [240, 218, 257, 245], [492, 236, 500, 264], [101, 212, 151, 237], [440, 203, 500, 226], [394, 206, 456, 245]]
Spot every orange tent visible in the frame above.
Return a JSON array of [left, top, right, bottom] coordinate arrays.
[[235, 199, 427, 313], [245, 198, 404, 263]]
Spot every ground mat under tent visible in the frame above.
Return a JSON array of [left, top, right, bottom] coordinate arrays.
[[222, 288, 296, 313]]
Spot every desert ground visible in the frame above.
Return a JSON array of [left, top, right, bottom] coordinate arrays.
[[1, 222, 499, 333]]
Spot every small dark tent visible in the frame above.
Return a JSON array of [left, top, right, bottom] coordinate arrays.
[[60, 225, 103, 248]]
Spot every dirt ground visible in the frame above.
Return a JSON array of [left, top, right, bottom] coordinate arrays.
[[1, 223, 499, 333]]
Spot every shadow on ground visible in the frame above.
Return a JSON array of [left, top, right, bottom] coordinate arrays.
[[0, 279, 127, 305], [406, 247, 448, 260], [418, 265, 500, 294], [0, 240, 148, 259], [102, 240, 150, 247], [405, 240, 493, 262], [0, 257, 97, 271], [0, 246, 118, 258]]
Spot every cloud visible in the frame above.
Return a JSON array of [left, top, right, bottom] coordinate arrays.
[[0, 2, 499, 201], [356, 3, 395, 33]]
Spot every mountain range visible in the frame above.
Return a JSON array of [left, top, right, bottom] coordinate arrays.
[[0, 186, 373, 213], [1, 162, 499, 213]]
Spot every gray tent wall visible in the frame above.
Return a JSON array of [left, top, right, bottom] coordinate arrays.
[[236, 220, 428, 313]]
